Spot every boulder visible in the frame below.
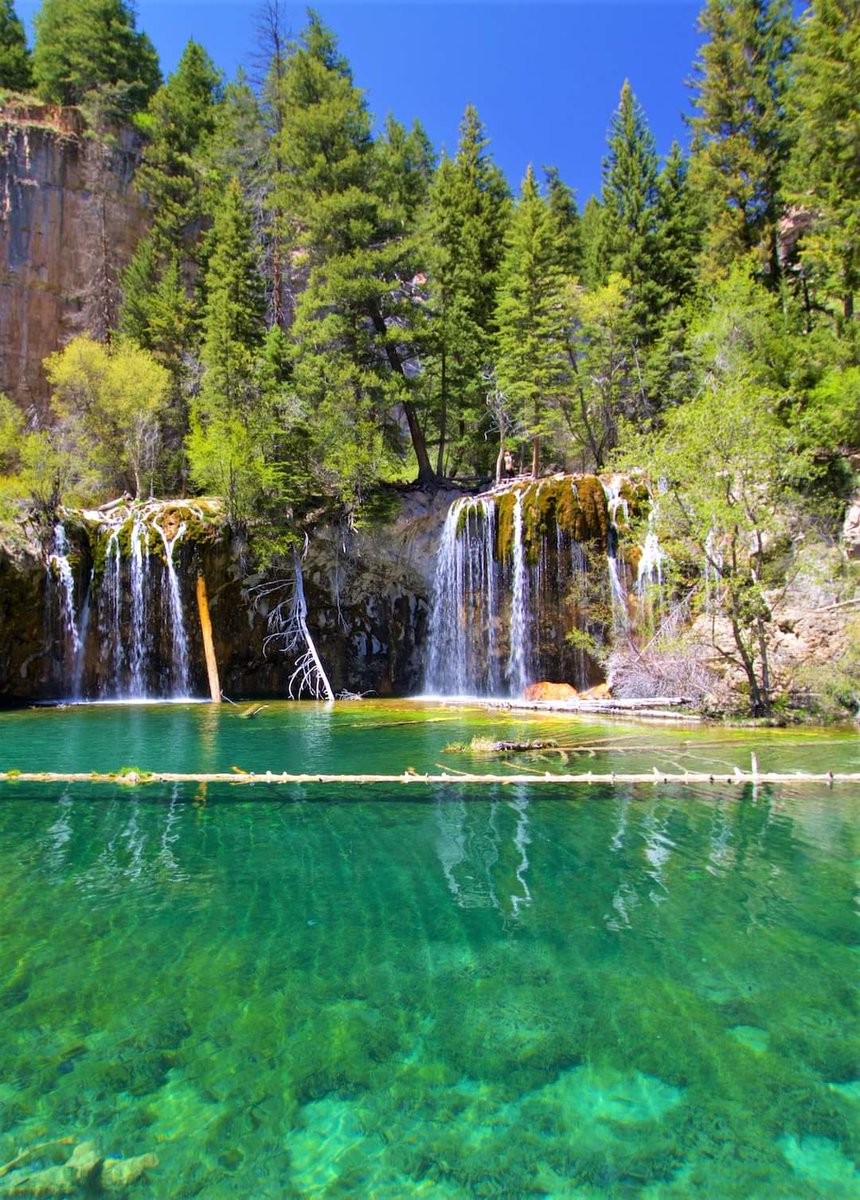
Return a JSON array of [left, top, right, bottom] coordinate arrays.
[[524, 682, 578, 701], [102, 1153, 159, 1192]]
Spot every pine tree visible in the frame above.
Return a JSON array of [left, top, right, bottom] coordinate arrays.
[[495, 166, 571, 476], [272, 11, 436, 488], [188, 177, 271, 526], [602, 82, 659, 266], [32, 0, 160, 111], [0, 0, 32, 91], [601, 80, 663, 341], [375, 114, 435, 228], [206, 74, 268, 201], [688, 0, 796, 281], [134, 39, 223, 255], [786, 0, 860, 327], [420, 104, 511, 475], [653, 141, 702, 305], [579, 195, 609, 290], [544, 166, 581, 276], [644, 143, 704, 407]]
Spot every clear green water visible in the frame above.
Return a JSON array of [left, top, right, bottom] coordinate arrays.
[[0, 703, 857, 1198]]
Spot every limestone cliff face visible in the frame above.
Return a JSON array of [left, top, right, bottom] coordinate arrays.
[[0, 103, 148, 412]]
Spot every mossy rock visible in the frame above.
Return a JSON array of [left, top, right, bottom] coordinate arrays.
[[494, 476, 611, 564]]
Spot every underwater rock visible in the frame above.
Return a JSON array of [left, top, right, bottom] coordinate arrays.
[[524, 682, 579, 701], [64, 1143, 102, 1187], [1, 1164, 73, 1197], [101, 1154, 159, 1192], [0, 1142, 157, 1197]]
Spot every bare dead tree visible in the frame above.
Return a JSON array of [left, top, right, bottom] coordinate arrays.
[[246, 550, 334, 700], [484, 370, 521, 482]]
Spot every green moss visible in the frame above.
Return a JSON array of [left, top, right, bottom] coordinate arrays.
[[116, 766, 154, 784], [573, 475, 610, 543], [454, 497, 490, 539], [495, 489, 518, 564], [493, 476, 611, 564]]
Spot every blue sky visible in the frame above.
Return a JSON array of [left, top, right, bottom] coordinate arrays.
[[18, 1, 705, 202]]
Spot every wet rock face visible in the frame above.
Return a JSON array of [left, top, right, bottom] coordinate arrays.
[[0, 545, 53, 702], [0, 104, 148, 412], [0, 491, 453, 703]]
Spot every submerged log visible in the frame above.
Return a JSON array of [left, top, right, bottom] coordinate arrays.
[[445, 737, 560, 754]]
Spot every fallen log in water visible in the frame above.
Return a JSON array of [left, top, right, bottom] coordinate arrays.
[[475, 697, 703, 721], [0, 769, 857, 788]]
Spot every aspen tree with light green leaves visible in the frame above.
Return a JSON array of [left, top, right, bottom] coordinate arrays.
[[613, 265, 807, 715]]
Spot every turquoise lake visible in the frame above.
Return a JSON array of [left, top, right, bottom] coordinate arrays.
[[0, 702, 857, 1197]]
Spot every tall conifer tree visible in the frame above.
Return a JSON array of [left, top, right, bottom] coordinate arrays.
[[601, 80, 663, 342], [786, 0, 860, 326], [188, 178, 272, 525], [0, 0, 32, 91], [688, 0, 796, 281], [272, 11, 435, 488], [134, 39, 223, 255], [420, 105, 510, 475], [544, 166, 581, 275], [32, 0, 159, 110], [495, 166, 570, 476]]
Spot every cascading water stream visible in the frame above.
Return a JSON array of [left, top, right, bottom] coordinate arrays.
[[636, 529, 666, 594], [100, 528, 123, 696], [425, 476, 637, 698], [600, 478, 629, 631], [156, 520, 190, 697], [505, 488, 530, 696], [49, 523, 81, 656], [425, 497, 501, 695], [128, 514, 150, 697]]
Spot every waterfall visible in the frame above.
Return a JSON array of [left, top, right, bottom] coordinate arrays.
[[128, 514, 150, 697], [636, 528, 666, 594], [425, 476, 630, 698], [156, 520, 190, 697], [505, 488, 530, 695], [425, 496, 501, 695], [600, 478, 629, 631], [40, 501, 213, 701], [71, 571, 92, 700], [49, 523, 81, 656], [100, 528, 123, 696]]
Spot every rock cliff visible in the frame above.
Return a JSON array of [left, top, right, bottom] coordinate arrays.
[[0, 489, 454, 704], [0, 103, 147, 412]]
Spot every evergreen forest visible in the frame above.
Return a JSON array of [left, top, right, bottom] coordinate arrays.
[[0, 0, 858, 713]]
